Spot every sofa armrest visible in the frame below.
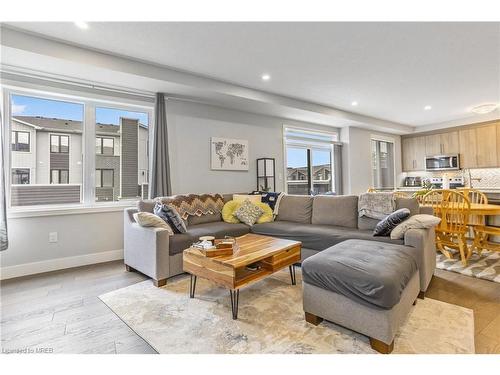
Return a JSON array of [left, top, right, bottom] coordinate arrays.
[[124, 208, 171, 281], [404, 227, 436, 292]]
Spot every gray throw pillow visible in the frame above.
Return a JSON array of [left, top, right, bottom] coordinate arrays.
[[373, 208, 411, 237], [153, 203, 187, 234], [234, 199, 264, 226]]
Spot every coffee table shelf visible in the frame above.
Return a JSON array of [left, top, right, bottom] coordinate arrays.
[[183, 233, 301, 319]]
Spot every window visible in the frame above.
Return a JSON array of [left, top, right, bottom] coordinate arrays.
[[8, 94, 83, 207], [284, 127, 338, 195], [6, 90, 152, 208], [95, 169, 114, 187], [50, 134, 70, 153], [96, 137, 115, 155], [95, 106, 149, 202], [371, 139, 395, 190], [12, 169, 30, 184], [11, 131, 30, 152], [50, 169, 69, 184]]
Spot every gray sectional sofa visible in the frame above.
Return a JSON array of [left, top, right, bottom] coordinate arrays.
[[124, 194, 436, 291]]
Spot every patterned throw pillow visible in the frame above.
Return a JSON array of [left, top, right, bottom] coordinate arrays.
[[153, 203, 187, 234], [390, 214, 441, 240], [233, 199, 264, 226], [373, 208, 411, 236], [133, 212, 174, 235]]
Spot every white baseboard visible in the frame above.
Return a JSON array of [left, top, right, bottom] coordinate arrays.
[[0, 249, 124, 280]]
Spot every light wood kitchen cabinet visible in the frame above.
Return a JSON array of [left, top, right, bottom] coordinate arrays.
[[402, 120, 500, 172], [459, 124, 498, 168], [459, 128, 478, 168], [497, 122, 500, 163], [402, 136, 426, 171], [425, 131, 459, 155], [475, 125, 497, 167]]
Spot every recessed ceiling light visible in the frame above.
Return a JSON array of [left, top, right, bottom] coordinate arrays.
[[424, 105, 432, 111], [351, 101, 358, 106], [261, 74, 271, 81], [74, 21, 89, 30], [471, 103, 499, 115]]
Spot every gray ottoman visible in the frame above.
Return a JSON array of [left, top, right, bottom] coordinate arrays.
[[302, 239, 420, 354]]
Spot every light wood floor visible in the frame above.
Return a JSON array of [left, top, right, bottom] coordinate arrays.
[[1, 261, 499, 354]]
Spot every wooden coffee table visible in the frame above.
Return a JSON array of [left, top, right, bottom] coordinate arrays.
[[183, 233, 301, 319]]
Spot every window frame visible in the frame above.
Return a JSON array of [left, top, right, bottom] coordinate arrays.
[[3, 84, 154, 214], [95, 168, 115, 187], [11, 130, 31, 152], [50, 169, 70, 184], [50, 134, 70, 154], [96, 136, 115, 156], [370, 134, 397, 191], [283, 125, 338, 195], [11, 168, 31, 185]]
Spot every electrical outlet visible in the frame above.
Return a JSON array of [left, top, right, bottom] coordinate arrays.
[[49, 232, 58, 243]]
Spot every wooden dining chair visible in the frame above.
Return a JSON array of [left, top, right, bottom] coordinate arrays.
[[422, 190, 472, 265], [456, 188, 499, 256]]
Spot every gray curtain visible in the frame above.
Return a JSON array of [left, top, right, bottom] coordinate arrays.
[[149, 93, 172, 199], [0, 105, 8, 251], [333, 143, 343, 195]]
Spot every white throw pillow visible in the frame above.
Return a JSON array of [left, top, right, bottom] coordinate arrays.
[[233, 194, 262, 204], [390, 214, 441, 240], [133, 212, 174, 235]]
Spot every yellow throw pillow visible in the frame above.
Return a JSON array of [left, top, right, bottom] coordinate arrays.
[[256, 202, 274, 224], [233, 194, 262, 204], [222, 200, 242, 223]]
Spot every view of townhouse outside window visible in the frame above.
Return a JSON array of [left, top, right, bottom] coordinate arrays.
[[94, 107, 149, 202], [285, 128, 336, 195], [9, 94, 84, 206], [371, 139, 395, 190]]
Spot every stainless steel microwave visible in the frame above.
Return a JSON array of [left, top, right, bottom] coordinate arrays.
[[425, 154, 460, 171]]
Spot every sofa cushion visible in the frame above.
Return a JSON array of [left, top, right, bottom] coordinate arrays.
[[137, 199, 156, 213], [312, 195, 358, 228], [168, 222, 250, 255], [187, 212, 222, 226], [357, 216, 380, 231], [276, 195, 313, 224], [251, 221, 403, 251], [358, 197, 420, 230], [395, 197, 420, 216]]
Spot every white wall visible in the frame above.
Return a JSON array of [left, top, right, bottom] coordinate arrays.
[[341, 126, 402, 195], [166, 99, 339, 194], [1, 99, 339, 278], [0, 210, 124, 277]]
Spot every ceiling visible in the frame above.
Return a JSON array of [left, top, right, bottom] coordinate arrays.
[[3, 22, 500, 127]]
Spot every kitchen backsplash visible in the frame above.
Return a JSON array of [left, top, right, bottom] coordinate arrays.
[[400, 168, 500, 189]]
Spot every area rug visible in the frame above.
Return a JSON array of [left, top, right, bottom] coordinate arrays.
[[99, 269, 474, 354], [436, 250, 500, 283]]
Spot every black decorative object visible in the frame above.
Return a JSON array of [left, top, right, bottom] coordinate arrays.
[[256, 158, 276, 192]]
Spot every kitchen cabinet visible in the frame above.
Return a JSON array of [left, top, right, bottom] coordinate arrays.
[[459, 128, 478, 168], [425, 131, 459, 155], [402, 120, 500, 172], [459, 124, 497, 168], [402, 136, 426, 171]]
